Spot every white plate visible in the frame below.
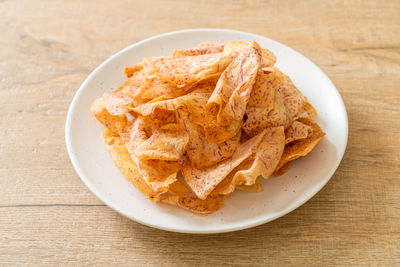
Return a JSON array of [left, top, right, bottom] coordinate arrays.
[[65, 29, 348, 234]]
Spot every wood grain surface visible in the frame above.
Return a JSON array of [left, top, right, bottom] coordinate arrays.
[[1, 0, 399, 266]]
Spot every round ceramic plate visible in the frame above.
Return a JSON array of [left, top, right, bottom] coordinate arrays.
[[66, 29, 348, 234]]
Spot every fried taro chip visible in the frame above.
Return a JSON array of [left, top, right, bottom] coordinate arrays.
[[206, 42, 262, 122], [274, 118, 325, 176], [134, 59, 218, 102], [261, 48, 276, 67], [243, 68, 308, 136], [91, 40, 323, 214], [204, 42, 262, 143], [237, 177, 263, 192], [144, 108, 177, 124], [103, 91, 133, 116], [132, 89, 211, 126], [173, 41, 224, 57], [233, 127, 285, 183], [151, 53, 223, 86], [103, 129, 161, 202], [90, 97, 127, 133], [212, 127, 285, 195], [168, 179, 192, 196], [161, 194, 224, 214], [103, 68, 160, 109], [124, 63, 143, 78], [213, 168, 266, 195], [118, 70, 149, 104], [223, 40, 275, 67], [134, 159, 180, 193], [203, 119, 244, 145], [285, 120, 313, 144], [243, 70, 280, 136], [118, 117, 181, 193], [152, 41, 255, 86], [274, 160, 294, 176], [122, 58, 182, 106], [303, 101, 317, 120], [182, 129, 267, 199], [135, 124, 189, 161], [295, 101, 317, 121], [118, 116, 151, 149], [134, 75, 181, 102], [276, 69, 306, 122], [178, 109, 241, 169]]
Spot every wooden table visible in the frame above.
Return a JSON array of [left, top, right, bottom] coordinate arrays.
[[1, 0, 399, 266]]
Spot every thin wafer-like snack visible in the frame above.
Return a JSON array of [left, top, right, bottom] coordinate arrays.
[[90, 40, 324, 213]]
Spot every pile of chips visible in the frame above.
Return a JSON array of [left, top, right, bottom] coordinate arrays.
[[90, 41, 325, 213]]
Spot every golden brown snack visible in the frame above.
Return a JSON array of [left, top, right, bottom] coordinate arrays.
[[103, 129, 161, 202], [91, 40, 324, 213], [182, 129, 267, 200], [178, 109, 241, 169], [285, 120, 313, 144], [173, 41, 224, 57], [118, 117, 181, 193], [168, 180, 192, 197], [204, 42, 262, 143], [212, 127, 284, 195], [135, 124, 189, 161], [90, 97, 127, 133], [132, 89, 211, 126], [274, 118, 325, 176]]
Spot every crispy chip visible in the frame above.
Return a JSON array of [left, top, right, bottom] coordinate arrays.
[[303, 101, 317, 120], [277, 70, 306, 122], [182, 129, 267, 199], [118, 117, 181, 192], [153, 41, 255, 86], [121, 59, 183, 106], [132, 89, 211, 125], [103, 129, 161, 202], [103, 91, 133, 116], [212, 127, 284, 195], [91, 40, 324, 214], [204, 42, 262, 143], [274, 118, 325, 176], [237, 177, 263, 192], [285, 120, 313, 144], [131, 74, 218, 124], [203, 119, 244, 145], [223, 41, 275, 67], [90, 97, 127, 132], [243, 68, 307, 136], [119, 70, 148, 104], [152, 53, 223, 86], [274, 160, 294, 176], [168, 179, 192, 196], [243, 70, 280, 136], [261, 48, 277, 67], [160, 194, 224, 214], [146, 108, 177, 124], [173, 41, 224, 57], [233, 127, 285, 183], [135, 124, 189, 161], [124, 64, 143, 78], [295, 101, 317, 121], [135, 75, 181, 101], [178, 109, 241, 169]]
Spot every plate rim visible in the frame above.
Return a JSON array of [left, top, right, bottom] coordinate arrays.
[[65, 28, 348, 234]]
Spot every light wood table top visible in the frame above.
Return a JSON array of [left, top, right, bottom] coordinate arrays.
[[1, 0, 399, 266]]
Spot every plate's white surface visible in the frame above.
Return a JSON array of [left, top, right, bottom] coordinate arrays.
[[65, 29, 348, 234]]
